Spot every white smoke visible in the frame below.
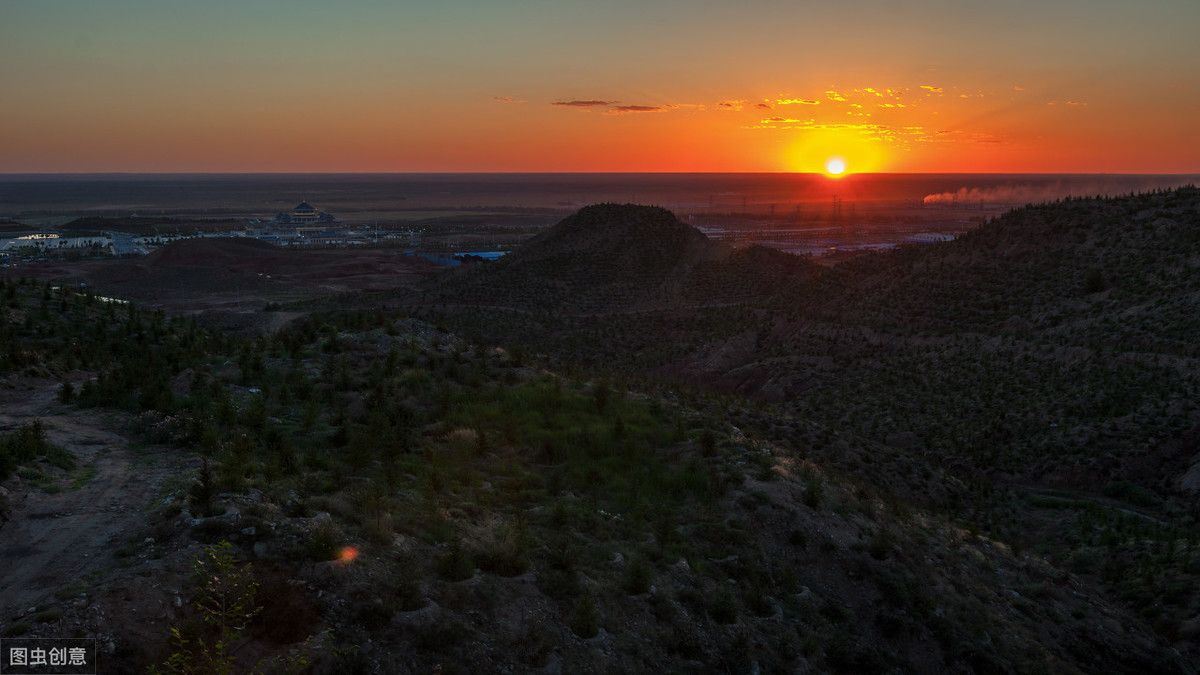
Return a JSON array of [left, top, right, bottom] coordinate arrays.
[[922, 177, 1199, 206]]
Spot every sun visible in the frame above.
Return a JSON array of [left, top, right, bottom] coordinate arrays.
[[825, 157, 847, 176]]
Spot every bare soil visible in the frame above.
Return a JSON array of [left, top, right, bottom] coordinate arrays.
[[0, 377, 195, 667]]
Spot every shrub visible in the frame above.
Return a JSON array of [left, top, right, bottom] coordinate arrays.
[[476, 522, 529, 577], [306, 520, 342, 562], [437, 540, 475, 582]]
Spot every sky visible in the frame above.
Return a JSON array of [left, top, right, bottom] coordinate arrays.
[[1, 0, 1197, 174]]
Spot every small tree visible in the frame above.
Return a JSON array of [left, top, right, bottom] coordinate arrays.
[[150, 541, 261, 675]]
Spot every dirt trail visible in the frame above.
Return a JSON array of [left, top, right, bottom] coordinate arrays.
[[0, 379, 189, 620]]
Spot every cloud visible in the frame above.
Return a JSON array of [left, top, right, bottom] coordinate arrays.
[[755, 102, 773, 109], [825, 90, 847, 102], [1013, 86, 1025, 91], [606, 105, 665, 114], [920, 85, 943, 93], [492, 96, 525, 103], [551, 100, 613, 108], [776, 98, 820, 106], [717, 100, 745, 111]]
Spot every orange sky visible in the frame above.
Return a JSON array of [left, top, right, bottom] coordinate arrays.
[[1, 1, 1197, 174]]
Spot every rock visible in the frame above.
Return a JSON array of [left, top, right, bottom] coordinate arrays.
[[241, 526, 256, 536]]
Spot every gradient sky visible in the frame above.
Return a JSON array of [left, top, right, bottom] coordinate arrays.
[[2, 0, 1197, 173]]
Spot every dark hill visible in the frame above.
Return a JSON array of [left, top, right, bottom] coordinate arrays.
[[434, 203, 822, 311], [141, 236, 290, 269], [61, 215, 241, 234], [84, 237, 291, 291], [791, 186, 1200, 354], [753, 188, 1200, 489]]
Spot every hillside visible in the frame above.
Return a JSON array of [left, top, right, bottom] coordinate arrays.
[[423, 190, 1200, 663], [2, 192, 1199, 672], [0, 279, 1188, 674]]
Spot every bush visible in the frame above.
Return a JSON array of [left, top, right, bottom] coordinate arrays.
[[437, 540, 475, 582], [306, 520, 342, 562], [476, 523, 528, 577]]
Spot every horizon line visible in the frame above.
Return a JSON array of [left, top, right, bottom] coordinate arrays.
[[3, 170, 1200, 178]]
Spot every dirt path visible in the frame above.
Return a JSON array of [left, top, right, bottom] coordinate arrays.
[[0, 379, 190, 620]]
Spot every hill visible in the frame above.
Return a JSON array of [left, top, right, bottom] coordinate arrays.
[[433, 203, 822, 312], [60, 215, 243, 235], [422, 191, 1200, 662]]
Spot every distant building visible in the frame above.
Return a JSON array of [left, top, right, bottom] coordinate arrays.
[[273, 202, 337, 226]]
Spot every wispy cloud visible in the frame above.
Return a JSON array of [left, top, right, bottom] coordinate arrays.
[[551, 100, 613, 108], [742, 117, 1001, 148], [606, 105, 666, 114], [492, 96, 525, 103], [716, 100, 746, 111], [825, 90, 847, 102], [776, 98, 820, 106], [920, 85, 943, 93]]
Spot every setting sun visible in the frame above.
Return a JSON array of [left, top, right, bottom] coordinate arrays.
[[825, 157, 847, 176]]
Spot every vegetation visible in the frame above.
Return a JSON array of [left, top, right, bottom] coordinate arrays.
[[3, 189, 1199, 672]]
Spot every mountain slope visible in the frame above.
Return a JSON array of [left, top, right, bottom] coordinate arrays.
[[420, 189, 1200, 663]]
